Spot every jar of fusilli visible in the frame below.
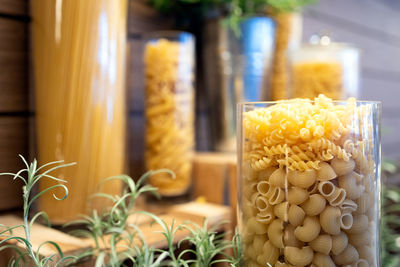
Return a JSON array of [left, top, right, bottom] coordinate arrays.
[[144, 31, 195, 197], [290, 36, 360, 100], [237, 95, 381, 266]]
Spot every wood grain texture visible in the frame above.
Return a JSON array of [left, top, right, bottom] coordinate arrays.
[[0, 17, 28, 112], [128, 0, 173, 34], [0, 117, 29, 211], [0, 0, 28, 16]]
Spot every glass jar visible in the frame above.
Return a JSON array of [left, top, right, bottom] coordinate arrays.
[[237, 95, 381, 266], [290, 36, 360, 100], [144, 31, 195, 197], [32, 0, 127, 223]]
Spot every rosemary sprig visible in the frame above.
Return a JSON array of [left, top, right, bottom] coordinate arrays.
[[0, 155, 76, 267]]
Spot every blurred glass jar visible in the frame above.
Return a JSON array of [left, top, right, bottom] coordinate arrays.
[[290, 36, 360, 100], [143, 31, 195, 197], [237, 97, 381, 266], [32, 0, 127, 223]]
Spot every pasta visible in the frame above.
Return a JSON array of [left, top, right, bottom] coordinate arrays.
[[241, 95, 379, 266], [257, 241, 279, 265], [144, 36, 194, 196], [32, 0, 127, 222], [331, 231, 349, 255], [301, 194, 326, 216], [268, 219, 285, 248], [284, 246, 314, 266], [309, 234, 332, 255], [288, 205, 306, 227], [312, 252, 336, 267], [292, 62, 343, 100], [294, 216, 321, 242]]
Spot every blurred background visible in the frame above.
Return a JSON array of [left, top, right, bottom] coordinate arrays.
[[1, 0, 400, 265]]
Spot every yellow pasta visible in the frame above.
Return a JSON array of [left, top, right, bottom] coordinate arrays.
[[309, 234, 332, 255], [33, 0, 127, 223], [292, 62, 343, 100], [301, 194, 326, 216], [246, 216, 269, 234], [257, 240, 279, 265], [144, 37, 194, 196], [284, 246, 314, 266], [294, 216, 321, 242], [241, 95, 378, 266], [312, 252, 336, 267]]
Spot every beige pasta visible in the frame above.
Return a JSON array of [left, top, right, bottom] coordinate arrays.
[[316, 162, 337, 181], [340, 199, 358, 214], [288, 205, 306, 227], [333, 244, 359, 265], [307, 181, 320, 194], [247, 216, 269, 234], [269, 168, 287, 188], [294, 216, 321, 242], [283, 224, 304, 247], [348, 232, 371, 247], [284, 246, 314, 266], [340, 212, 354, 230], [309, 234, 332, 255], [268, 219, 285, 248], [268, 186, 285, 205], [318, 181, 346, 206], [255, 195, 270, 212], [331, 231, 349, 255], [287, 187, 309, 205], [257, 181, 272, 196], [257, 240, 279, 265], [330, 158, 355, 176], [242, 199, 258, 218], [312, 252, 336, 267], [352, 259, 369, 267], [258, 166, 278, 181], [256, 211, 274, 225], [355, 193, 371, 214], [243, 182, 258, 200], [345, 214, 368, 234], [288, 169, 317, 188], [320, 206, 341, 235], [339, 173, 364, 200], [356, 245, 375, 265], [301, 194, 326, 216], [274, 261, 295, 267], [274, 201, 289, 222]]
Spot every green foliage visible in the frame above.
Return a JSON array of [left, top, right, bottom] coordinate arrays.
[[0, 155, 76, 267], [0, 156, 242, 266]]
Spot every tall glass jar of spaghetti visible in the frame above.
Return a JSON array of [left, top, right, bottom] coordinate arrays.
[[237, 95, 381, 266], [290, 36, 360, 100], [144, 31, 195, 197]]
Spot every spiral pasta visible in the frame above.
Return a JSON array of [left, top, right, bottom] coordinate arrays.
[[144, 38, 194, 196], [241, 95, 379, 266]]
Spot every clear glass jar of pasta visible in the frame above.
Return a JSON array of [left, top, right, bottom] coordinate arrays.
[[237, 95, 381, 267], [290, 36, 360, 100], [144, 31, 195, 197]]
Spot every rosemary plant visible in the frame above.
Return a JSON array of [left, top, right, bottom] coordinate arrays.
[[0, 157, 242, 266], [0, 155, 76, 267]]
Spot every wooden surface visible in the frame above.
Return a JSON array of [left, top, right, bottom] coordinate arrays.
[[0, 0, 27, 16], [0, 0, 29, 212], [0, 202, 231, 265]]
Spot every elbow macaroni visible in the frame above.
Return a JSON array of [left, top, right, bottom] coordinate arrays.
[[241, 95, 378, 266]]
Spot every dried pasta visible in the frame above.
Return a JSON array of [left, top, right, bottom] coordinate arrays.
[[240, 95, 379, 266], [144, 38, 194, 196], [33, 0, 127, 223]]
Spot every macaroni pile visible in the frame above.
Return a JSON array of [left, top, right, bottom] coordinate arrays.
[[241, 95, 377, 266], [292, 62, 343, 99], [144, 39, 194, 196]]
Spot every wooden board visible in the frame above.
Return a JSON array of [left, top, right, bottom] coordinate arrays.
[[0, 18, 28, 112], [0, 0, 28, 16], [0, 202, 231, 265], [0, 117, 28, 211]]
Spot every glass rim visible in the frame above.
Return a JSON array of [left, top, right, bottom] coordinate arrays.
[[238, 100, 382, 106]]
